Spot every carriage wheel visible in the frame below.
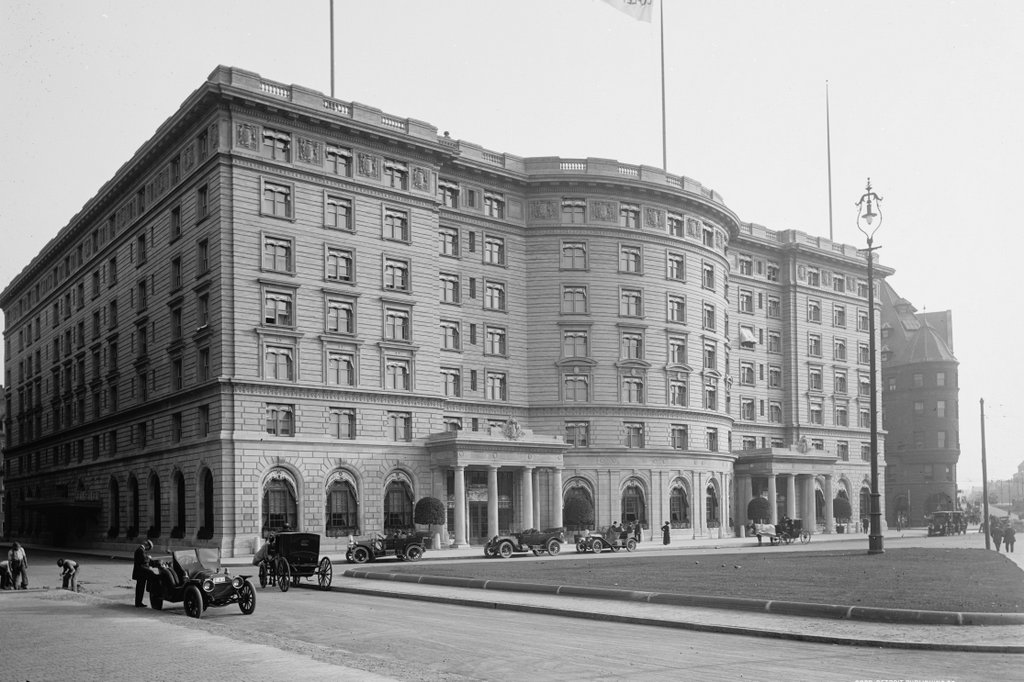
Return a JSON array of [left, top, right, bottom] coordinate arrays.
[[770, 536, 780, 546], [800, 530, 811, 544], [590, 538, 604, 552], [238, 581, 256, 615], [317, 557, 333, 589], [258, 562, 268, 588], [276, 557, 291, 592], [547, 539, 561, 556]]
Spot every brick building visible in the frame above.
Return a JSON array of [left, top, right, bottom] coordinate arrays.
[[1, 67, 888, 554]]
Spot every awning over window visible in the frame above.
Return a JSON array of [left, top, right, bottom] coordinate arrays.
[[740, 327, 757, 345]]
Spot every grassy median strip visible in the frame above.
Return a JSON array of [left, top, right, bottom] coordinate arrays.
[[363, 548, 1024, 613]]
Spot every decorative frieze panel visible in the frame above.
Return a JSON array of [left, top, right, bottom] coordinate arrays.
[[357, 152, 379, 179], [590, 201, 616, 222], [529, 200, 558, 221], [235, 122, 259, 150], [645, 207, 664, 230], [411, 166, 431, 192], [297, 137, 323, 165]]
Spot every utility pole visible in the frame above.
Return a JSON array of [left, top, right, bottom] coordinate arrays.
[[981, 398, 990, 550]]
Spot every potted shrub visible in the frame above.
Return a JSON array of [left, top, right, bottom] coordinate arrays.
[[833, 497, 852, 533], [413, 496, 448, 549], [563, 495, 595, 541], [747, 496, 771, 525]]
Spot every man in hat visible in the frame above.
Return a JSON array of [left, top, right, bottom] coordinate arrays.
[[57, 558, 80, 592], [133, 539, 153, 607]]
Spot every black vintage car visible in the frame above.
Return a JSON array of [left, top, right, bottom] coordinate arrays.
[[147, 548, 256, 619], [927, 510, 967, 536], [346, 531, 427, 563], [575, 526, 638, 553], [484, 528, 565, 558]]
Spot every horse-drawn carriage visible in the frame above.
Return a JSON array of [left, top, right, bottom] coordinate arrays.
[[255, 532, 333, 592], [751, 518, 811, 546]]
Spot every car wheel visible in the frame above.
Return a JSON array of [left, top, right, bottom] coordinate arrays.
[[626, 539, 637, 552], [800, 530, 811, 544], [405, 545, 424, 562], [350, 546, 370, 564], [317, 557, 333, 589], [150, 594, 163, 610], [276, 558, 291, 593], [484, 546, 496, 558], [184, 585, 203, 619], [575, 542, 584, 553], [238, 580, 256, 615], [547, 539, 561, 556], [590, 538, 603, 552], [258, 563, 267, 588], [498, 541, 514, 559]]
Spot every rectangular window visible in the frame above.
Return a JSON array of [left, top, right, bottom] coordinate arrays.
[[741, 397, 755, 421], [172, 357, 184, 389], [136, 235, 147, 265], [486, 372, 507, 401], [704, 378, 718, 411], [834, 338, 847, 361], [263, 345, 294, 381], [485, 326, 507, 355], [484, 236, 506, 266], [769, 401, 782, 423], [325, 194, 352, 230], [439, 273, 460, 303], [326, 298, 355, 334], [858, 343, 870, 364], [485, 281, 506, 311], [619, 203, 639, 229], [264, 290, 294, 327], [807, 299, 821, 322], [383, 258, 410, 291], [671, 425, 688, 450], [668, 295, 686, 323], [266, 403, 294, 436], [331, 408, 356, 439], [669, 337, 687, 364], [384, 209, 409, 241], [197, 347, 210, 382], [621, 332, 644, 360], [809, 367, 822, 391], [326, 247, 354, 283], [565, 421, 590, 447], [438, 179, 459, 207], [561, 241, 587, 269], [706, 427, 718, 452], [738, 257, 753, 276], [262, 128, 290, 161], [703, 341, 717, 370], [383, 159, 408, 189], [936, 400, 946, 418], [833, 304, 847, 328], [385, 358, 411, 390], [702, 262, 715, 290], [807, 268, 820, 287], [197, 185, 209, 220], [563, 374, 590, 402], [262, 235, 294, 273], [484, 191, 505, 218], [561, 286, 587, 313], [834, 370, 847, 394], [809, 401, 823, 424], [561, 198, 586, 224], [625, 422, 645, 448], [441, 368, 461, 397], [739, 289, 754, 314], [563, 330, 588, 358], [439, 227, 460, 257], [170, 206, 182, 241], [835, 404, 849, 426], [669, 379, 687, 407], [171, 257, 182, 290], [440, 321, 461, 350], [619, 245, 642, 273], [384, 308, 410, 341], [858, 309, 869, 332], [740, 361, 755, 385], [326, 146, 352, 176], [667, 253, 685, 281], [197, 239, 210, 275], [936, 371, 946, 387], [620, 288, 642, 317], [262, 179, 294, 216], [767, 330, 781, 353], [702, 303, 716, 331], [808, 333, 822, 357], [767, 296, 780, 318], [326, 352, 355, 386]]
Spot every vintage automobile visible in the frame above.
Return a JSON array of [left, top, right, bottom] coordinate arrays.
[[751, 518, 811, 545], [927, 510, 968, 536], [147, 548, 256, 619], [256, 532, 333, 592], [575, 526, 638, 553], [484, 528, 566, 558], [346, 531, 428, 563]]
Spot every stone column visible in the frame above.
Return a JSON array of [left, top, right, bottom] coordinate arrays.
[[521, 466, 535, 530], [551, 467, 563, 528], [453, 466, 467, 548], [718, 473, 728, 538], [487, 465, 499, 538], [532, 469, 541, 530], [805, 476, 817, 530], [786, 474, 797, 519], [739, 475, 753, 525], [824, 474, 835, 533], [767, 474, 778, 524], [691, 470, 700, 538]]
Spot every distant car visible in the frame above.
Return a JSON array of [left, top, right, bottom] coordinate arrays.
[[575, 526, 637, 553], [147, 548, 255, 619], [484, 528, 566, 558], [927, 510, 967, 536], [346, 532, 427, 563]]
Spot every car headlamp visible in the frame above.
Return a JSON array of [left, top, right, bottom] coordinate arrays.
[[202, 579, 214, 592]]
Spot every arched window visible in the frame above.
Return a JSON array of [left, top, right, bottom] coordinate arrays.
[[148, 474, 162, 538], [108, 478, 121, 537], [562, 483, 595, 531], [201, 469, 215, 538], [128, 476, 140, 538], [326, 479, 358, 536], [705, 484, 719, 527], [670, 487, 690, 528], [172, 471, 186, 538], [384, 481, 413, 532], [263, 477, 297, 535], [621, 483, 647, 525]]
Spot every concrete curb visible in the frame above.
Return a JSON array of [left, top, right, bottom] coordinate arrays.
[[343, 568, 1024, 627]]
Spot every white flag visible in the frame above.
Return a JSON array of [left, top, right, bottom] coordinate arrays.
[[601, 0, 654, 23]]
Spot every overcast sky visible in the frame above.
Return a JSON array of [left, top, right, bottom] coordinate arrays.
[[2, 0, 1021, 490]]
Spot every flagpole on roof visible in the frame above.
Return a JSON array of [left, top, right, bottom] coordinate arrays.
[[826, 81, 834, 241], [330, 0, 336, 98], [660, 0, 667, 171]]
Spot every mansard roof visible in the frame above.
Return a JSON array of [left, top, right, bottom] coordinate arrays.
[[879, 280, 957, 367]]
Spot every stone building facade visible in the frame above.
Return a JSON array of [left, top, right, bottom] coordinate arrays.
[[1, 67, 888, 555]]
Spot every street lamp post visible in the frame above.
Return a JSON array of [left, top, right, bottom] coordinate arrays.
[[856, 179, 885, 555]]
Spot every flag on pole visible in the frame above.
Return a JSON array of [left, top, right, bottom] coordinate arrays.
[[601, 0, 654, 23]]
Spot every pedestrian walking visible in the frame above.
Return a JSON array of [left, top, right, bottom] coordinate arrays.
[[133, 539, 153, 607], [661, 521, 671, 545], [57, 558, 79, 591], [991, 523, 1004, 553], [1003, 525, 1016, 553], [8, 541, 28, 589]]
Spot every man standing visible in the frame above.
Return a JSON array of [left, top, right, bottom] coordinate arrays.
[[133, 539, 153, 607], [57, 558, 80, 591], [8, 542, 28, 589]]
